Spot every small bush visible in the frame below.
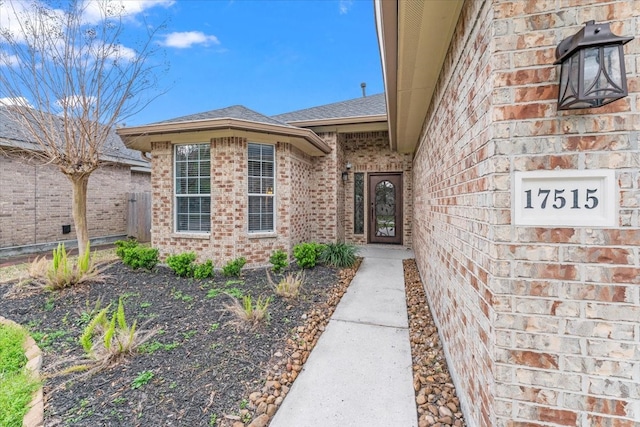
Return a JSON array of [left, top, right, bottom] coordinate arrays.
[[80, 297, 157, 365], [293, 242, 326, 269], [225, 295, 270, 329], [319, 243, 358, 268], [193, 260, 214, 279], [121, 246, 159, 270], [268, 270, 304, 299], [166, 252, 196, 277], [269, 249, 288, 273], [114, 238, 139, 259], [222, 257, 246, 277]]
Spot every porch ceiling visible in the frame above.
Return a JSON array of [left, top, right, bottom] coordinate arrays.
[[375, 0, 463, 153]]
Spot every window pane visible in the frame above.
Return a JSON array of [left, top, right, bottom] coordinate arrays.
[[248, 144, 261, 160], [174, 143, 211, 233], [200, 178, 211, 193], [247, 143, 275, 233], [248, 177, 261, 194], [354, 173, 364, 234], [262, 162, 274, 178], [199, 161, 210, 176], [176, 162, 187, 178], [201, 197, 211, 214], [262, 178, 274, 194], [262, 145, 274, 161], [248, 213, 261, 232]]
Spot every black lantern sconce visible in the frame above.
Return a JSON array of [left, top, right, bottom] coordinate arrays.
[[555, 20, 633, 110], [341, 162, 352, 183]]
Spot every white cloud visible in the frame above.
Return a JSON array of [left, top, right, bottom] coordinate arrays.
[[339, 0, 353, 15], [0, 1, 65, 44], [81, 0, 175, 25], [0, 50, 21, 67], [0, 97, 34, 108], [161, 31, 220, 49]]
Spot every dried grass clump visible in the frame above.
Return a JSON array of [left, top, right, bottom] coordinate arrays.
[[225, 295, 270, 330], [267, 270, 304, 299]]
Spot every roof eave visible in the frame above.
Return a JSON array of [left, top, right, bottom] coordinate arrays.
[[283, 114, 388, 128], [117, 118, 332, 156], [376, 0, 463, 153]]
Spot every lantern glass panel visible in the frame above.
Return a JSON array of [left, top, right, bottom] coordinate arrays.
[[583, 47, 600, 92], [568, 53, 580, 95], [603, 45, 623, 88]]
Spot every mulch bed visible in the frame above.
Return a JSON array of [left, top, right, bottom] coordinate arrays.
[[0, 261, 350, 427]]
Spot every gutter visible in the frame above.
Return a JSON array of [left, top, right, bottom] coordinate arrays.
[[282, 114, 388, 128], [117, 117, 332, 155]]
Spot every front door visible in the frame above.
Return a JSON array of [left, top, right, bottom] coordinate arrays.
[[369, 173, 402, 244]]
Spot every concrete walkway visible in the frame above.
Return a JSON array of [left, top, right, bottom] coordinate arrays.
[[270, 245, 417, 427]]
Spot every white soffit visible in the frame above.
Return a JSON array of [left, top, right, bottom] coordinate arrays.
[[394, 0, 463, 153]]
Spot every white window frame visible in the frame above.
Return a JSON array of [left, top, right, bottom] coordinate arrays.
[[174, 143, 211, 234], [247, 142, 276, 233]]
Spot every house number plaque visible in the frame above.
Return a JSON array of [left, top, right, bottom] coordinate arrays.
[[514, 170, 616, 227]]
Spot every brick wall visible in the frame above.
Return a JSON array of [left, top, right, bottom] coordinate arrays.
[[311, 132, 340, 243], [342, 131, 413, 246], [412, 0, 640, 426], [151, 137, 315, 268], [0, 153, 150, 248]]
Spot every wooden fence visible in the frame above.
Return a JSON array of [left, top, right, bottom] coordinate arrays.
[[126, 192, 151, 242]]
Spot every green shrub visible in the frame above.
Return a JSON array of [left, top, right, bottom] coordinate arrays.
[[114, 238, 138, 259], [166, 252, 196, 277], [293, 242, 326, 269], [222, 257, 246, 277], [269, 249, 288, 273], [121, 246, 159, 270], [319, 243, 358, 268], [193, 260, 214, 280]]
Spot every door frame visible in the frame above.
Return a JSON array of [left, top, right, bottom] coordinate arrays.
[[368, 173, 403, 244]]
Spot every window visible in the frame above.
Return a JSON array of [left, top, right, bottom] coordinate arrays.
[[248, 143, 274, 232], [354, 172, 364, 234], [175, 144, 211, 232]]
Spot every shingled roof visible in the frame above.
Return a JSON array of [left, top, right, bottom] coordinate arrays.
[[154, 105, 293, 128], [272, 93, 387, 123], [0, 106, 149, 167]]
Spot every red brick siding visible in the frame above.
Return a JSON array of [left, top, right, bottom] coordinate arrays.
[[151, 137, 315, 268], [342, 131, 413, 246], [412, 0, 640, 426]]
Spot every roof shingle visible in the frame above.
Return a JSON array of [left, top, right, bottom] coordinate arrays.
[[272, 93, 387, 123], [153, 105, 293, 127]]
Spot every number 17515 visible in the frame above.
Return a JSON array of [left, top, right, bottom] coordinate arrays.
[[524, 188, 599, 210]]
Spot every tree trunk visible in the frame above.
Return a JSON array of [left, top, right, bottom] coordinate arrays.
[[70, 174, 90, 258]]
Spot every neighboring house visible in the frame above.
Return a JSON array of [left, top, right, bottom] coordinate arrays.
[[0, 106, 151, 255], [118, 0, 639, 426]]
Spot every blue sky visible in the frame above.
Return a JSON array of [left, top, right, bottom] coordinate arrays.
[[0, 0, 384, 126], [132, 0, 384, 125]]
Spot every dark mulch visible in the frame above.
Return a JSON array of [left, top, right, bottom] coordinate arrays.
[[0, 262, 340, 426]]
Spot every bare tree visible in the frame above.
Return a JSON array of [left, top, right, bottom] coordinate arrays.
[[0, 0, 165, 256]]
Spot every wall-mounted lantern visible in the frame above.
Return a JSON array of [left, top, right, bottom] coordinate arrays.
[[342, 162, 352, 183], [555, 20, 633, 110]]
